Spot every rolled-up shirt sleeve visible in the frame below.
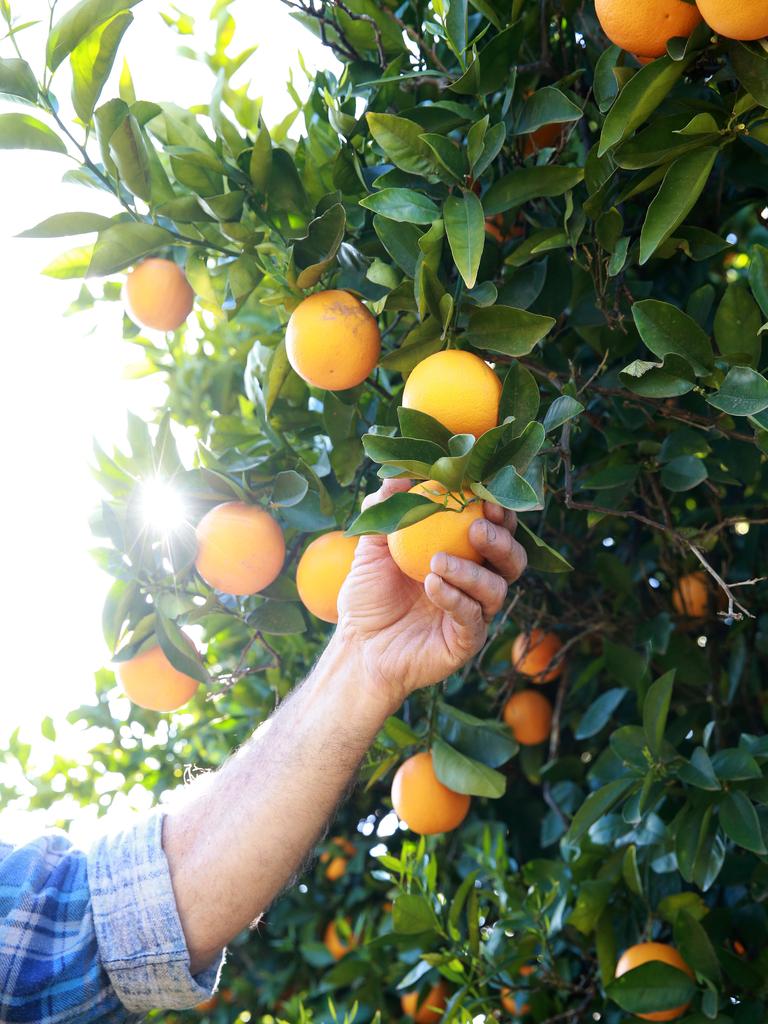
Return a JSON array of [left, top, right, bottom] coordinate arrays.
[[0, 809, 224, 1023]]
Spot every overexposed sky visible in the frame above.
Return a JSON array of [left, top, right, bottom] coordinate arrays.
[[0, 0, 336, 837]]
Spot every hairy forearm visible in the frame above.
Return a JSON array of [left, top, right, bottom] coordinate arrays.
[[162, 636, 392, 973]]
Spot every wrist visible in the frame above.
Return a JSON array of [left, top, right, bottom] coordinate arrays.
[[314, 631, 399, 726]]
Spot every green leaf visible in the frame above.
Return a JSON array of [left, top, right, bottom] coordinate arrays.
[[360, 188, 440, 224], [443, 190, 485, 289], [373, 215, 422, 277], [17, 212, 114, 237], [565, 777, 636, 844], [87, 223, 176, 277], [660, 455, 707, 492], [707, 366, 768, 417], [431, 434, 475, 491], [714, 284, 762, 368], [748, 244, 768, 319], [364, 434, 447, 467], [345, 492, 439, 536], [720, 791, 767, 854], [0, 57, 38, 102], [639, 147, 718, 264], [398, 408, 453, 448], [246, 601, 306, 635], [437, 702, 518, 768], [599, 57, 688, 156], [155, 612, 210, 687], [729, 42, 768, 108], [622, 845, 643, 896], [249, 120, 272, 192], [569, 879, 613, 935], [674, 911, 721, 984], [420, 133, 466, 183], [463, 305, 555, 355], [47, 0, 141, 70], [632, 300, 714, 376], [41, 716, 56, 743], [70, 11, 133, 122], [499, 361, 540, 430], [515, 521, 573, 573], [473, 121, 505, 177], [575, 688, 627, 740], [643, 670, 675, 757], [450, 25, 521, 95], [432, 737, 506, 798], [293, 203, 346, 288], [710, 747, 762, 781], [42, 244, 94, 279], [678, 747, 721, 791], [466, 115, 488, 172], [484, 166, 584, 216], [471, 466, 540, 512], [517, 86, 582, 134], [619, 355, 696, 398], [367, 112, 439, 177], [543, 395, 584, 433], [270, 471, 309, 507], [445, 0, 468, 57], [593, 45, 622, 113], [392, 894, 438, 935], [0, 112, 66, 153], [606, 962, 696, 1015]]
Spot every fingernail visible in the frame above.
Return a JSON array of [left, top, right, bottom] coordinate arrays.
[[484, 520, 497, 542]]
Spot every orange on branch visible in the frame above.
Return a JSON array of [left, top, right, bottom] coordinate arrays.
[[402, 349, 502, 438], [512, 629, 564, 683], [320, 836, 356, 880], [391, 751, 470, 835], [195, 501, 285, 596], [123, 257, 194, 332], [615, 943, 693, 1021], [695, 0, 768, 39], [671, 571, 709, 619], [296, 531, 358, 623], [323, 919, 357, 960], [387, 481, 484, 584], [503, 690, 553, 746], [595, 0, 702, 58], [116, 643, 200, 713], [286, 289, 380, 391], [401, 979, 449, 1023]]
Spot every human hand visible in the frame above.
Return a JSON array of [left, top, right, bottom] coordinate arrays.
[[335, 479, 527, 711]]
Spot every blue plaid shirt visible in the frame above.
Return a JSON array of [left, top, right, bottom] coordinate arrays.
[[0, 809, 223, 1022]]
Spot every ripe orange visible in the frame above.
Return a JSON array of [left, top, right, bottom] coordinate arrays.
[[522, 122, 564, 157], [503, 690, 553, 746], [512, 629, 564, 683], [116, 642, 200, 713], [387, 480, 484, 583], [500, 988, 530, 1015], [320, 836, 356, 881], [402, 349, 502, 438], [595, 0, 702, 58], [615, 943, 693, 1021], [323, 919, 357, 960], [695, 0, 768, 39], [296, 531, 358, 623], [671, 571, 709, 618], [124, 257, 194, 332], [401, 979, 449, 1023], [195, 501, 285, 596], [391, 751, 470, 835], [286, 289, 380, 391]]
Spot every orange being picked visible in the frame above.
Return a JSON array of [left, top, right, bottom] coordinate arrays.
[[671, 571, 709, 619], [195, 501, 285, 596], [320, 836, 356, 881], [387, 480, 484, 583], [124, 257, 194, 332], [391, 751, 470, 835], [323, 919, 357, 960], [695, 0, 768, 39], [402, 349, 502, 438], [286, 289, 380, 391], [595, 0, 702, 58], [116, 642, 200, 713], [401, 979, 449, 1023], [512, 629, 564, 683], [296, 531, 358, 623], [503, 690, 553, 746], [614, 943, 694, 1021]]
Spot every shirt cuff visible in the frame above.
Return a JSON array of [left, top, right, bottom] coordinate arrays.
[[86, 808, 225, 1013]]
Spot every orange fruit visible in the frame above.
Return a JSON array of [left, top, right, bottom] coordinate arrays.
[[116, 642, 200, 713], [124, 257, 194, 332], [391, 751, 470, 835], [296, 531, 358, 623], [733, 939, 747, 956], [512, 629, 564, 683], [503, 690, 553, 746], [195, 501, 285, 596], [522, 122, 564, 157], [671, 571, 709, 618], [387, 480, 484, 583], [501, 988, 530, 1015], [695, 0, 768, 39], [402, 349, 502, 438], [320, 836, 356, 881], [595, 0, 702, 58], [286, 289, 380, 391], [323, 919, 357, 960], [401, 979, 449, 1023], [615, 943, 694, 1021]]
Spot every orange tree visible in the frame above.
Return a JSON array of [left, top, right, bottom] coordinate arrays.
[[3, 0, 768, 1021]]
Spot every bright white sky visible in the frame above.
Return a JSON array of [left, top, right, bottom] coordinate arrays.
[[0, 0, 336, 840]]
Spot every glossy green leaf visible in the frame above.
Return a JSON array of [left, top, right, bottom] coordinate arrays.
[[714, 284, 762, 368], [345, 492, 439, 536], [484, 166, 584, 216], [720, 790, 767, 854], [155, 612, 210, 687], [643, 670, 675, 757], [70, 11, 133, 122], [599, 57, 688, 155], [575, 688, 627, 740], [0, 112, 66, 153], [515, 521, 573, 573], [432, 737, 506, 798], [659, 455, 707, 492], [17, 212, 114, 237], [463, 305, 555, 355], [632, 300, 714, 376], [87, 223, 176, 277], [0, 57, 38, 102], [443, 190, 485, 289], [707, 366, 768, 417], [543, 395, 584, 433], [639, 147, 718, 264], [367, 112, 439, 177], [606, 962, 696, 1014], [360, 188, 440, 224], [517, 86, 582, 134], [46, 0, 141, 70]]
